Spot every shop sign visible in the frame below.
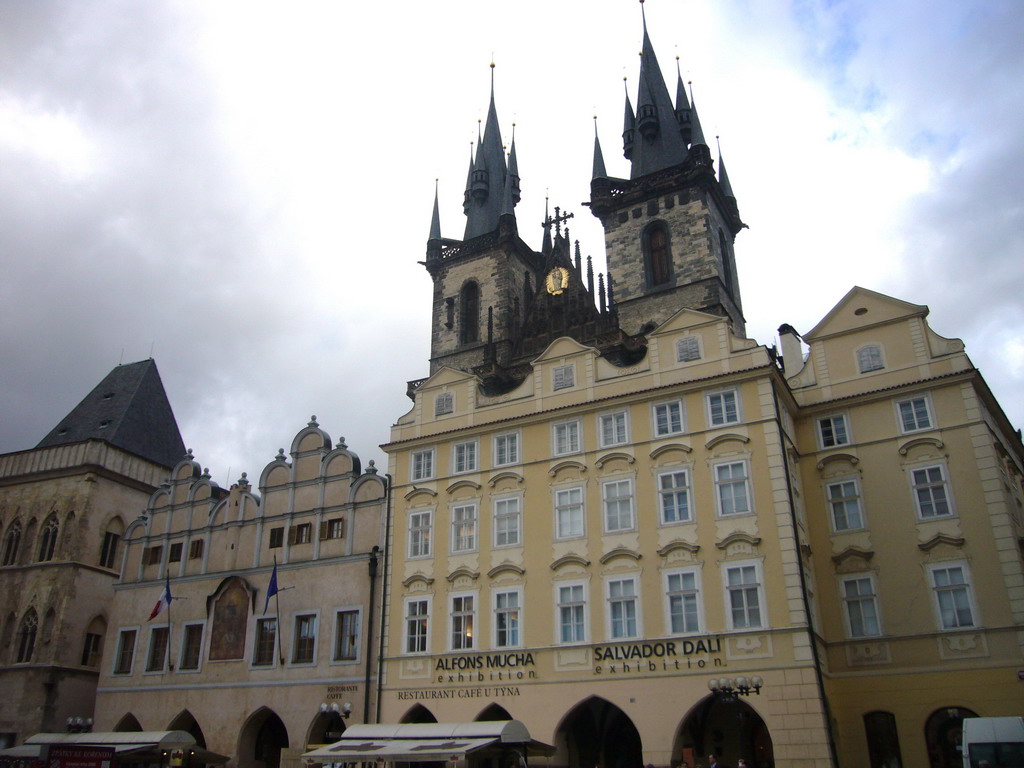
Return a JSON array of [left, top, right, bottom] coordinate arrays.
[[47, 746, 115, 768]]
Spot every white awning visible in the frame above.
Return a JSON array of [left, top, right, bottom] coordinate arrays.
[[305, 737, 500, 762]]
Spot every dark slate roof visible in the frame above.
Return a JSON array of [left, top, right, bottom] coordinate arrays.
[[36, 359, 186, 469]]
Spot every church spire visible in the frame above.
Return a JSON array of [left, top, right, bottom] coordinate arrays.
[[674, 56, 692, 145], [622, 78, 635, 160], [592, 116, 608, 180], [464, 62, 515, 240], [717, 136, 735, 198], [429, 180, 441, 241]]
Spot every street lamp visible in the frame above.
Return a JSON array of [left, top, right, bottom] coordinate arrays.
[[707, 676, 763, 702], [319, 702, 352, 719], [66, 717, 93, 733]]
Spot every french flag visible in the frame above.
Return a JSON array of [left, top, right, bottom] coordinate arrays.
[[148, 574, 173, 621]]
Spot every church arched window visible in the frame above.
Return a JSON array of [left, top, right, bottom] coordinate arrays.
[[719, 228, 735, 299], [643, 222, 672, 288], [2, 521, 21, 566], [38, 515, 59, 562], [459, 281, 480, 345], [16, 609, 38, 663]]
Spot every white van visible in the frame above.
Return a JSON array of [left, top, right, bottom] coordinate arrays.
[[961, 717, 1024, 768]]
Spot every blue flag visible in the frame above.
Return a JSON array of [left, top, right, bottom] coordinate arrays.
[[264, 563, 279, 615]]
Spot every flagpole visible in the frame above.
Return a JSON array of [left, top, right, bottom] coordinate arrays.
[[274, 556, 285, 666], [166, 572, 174, 672]]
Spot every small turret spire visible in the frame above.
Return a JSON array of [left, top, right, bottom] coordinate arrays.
[[429, 179, 441, 240], [541, 195, 552, 256], [622, 77, 635, 160], [716, 136, 735, 198], [592, 116, 608, 180], [688, 82, 707, 147]]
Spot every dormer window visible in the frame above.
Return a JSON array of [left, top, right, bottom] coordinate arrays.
[[676, 337, 701, 363], [857, 345, 884, 373], [435, 392, 453, 416], [553, 364, 575, 390]]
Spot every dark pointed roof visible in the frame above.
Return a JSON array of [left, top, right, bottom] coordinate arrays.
[[37, 359, 186, 469], [464, 66, 513, 239], [429, 181, 442, 240], [689, 86, 707, 147], [717, 139, 735, 198], [592, 118, 608, 180]]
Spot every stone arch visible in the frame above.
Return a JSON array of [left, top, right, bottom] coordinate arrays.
[[114, 713, 143, 732], [38, 514, 60, 562], [237, 707, 289, 768], [16, 608, 38, 663], [307, 708, 348, 747], [168, 710, 207, 748], [925, 706, 977, 768], [2, 519, 21, 566], [400, 704, 438, 724], [673, 693, 772, 768], [476, 703, 513, 722], [553, 696, 642, 768]]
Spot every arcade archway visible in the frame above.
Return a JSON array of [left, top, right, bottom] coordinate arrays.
[[674, 695, 772, 768], [168, 710, 207, 748], [400, 704, 438, 724], [554, 697, 642, 768], [925, 706, 977, 768], [476, 704, 514, 721], [237, 708, 289, 768], [307, 710, 347, 747]]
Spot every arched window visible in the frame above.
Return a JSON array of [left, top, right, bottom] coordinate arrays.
[[459, 282, 480, 345], [38, 516, 59, 562], [2, 521, 21, 566], [643, 222, 672, 288], [81, 616, 107, 667], [719, 228, 735, 298], [16, 609, 38, 663], [100, 517, 125, 570]]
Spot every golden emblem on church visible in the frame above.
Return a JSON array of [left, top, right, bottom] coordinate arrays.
[[545, 266, 570, 295]]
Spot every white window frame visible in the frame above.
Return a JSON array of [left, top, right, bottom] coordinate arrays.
[[330, 606, 362, 665], [435, 392, 454, 416], [177, 620, 206, 673], [896, 395, 934, 433], [676, 336, 702, 363], [706, 388, 741, 426], [552, 419, 582, 457], [714, 460, 753, 517], [493, 588, 523, 649], [555, 581, 587, 645], [840, 574, 881, 638], [826, 477, 866, 532], [552, 363, 575, 390], [602, 477, 636, 533], [111, 626, 139, 676], [554, 486, 585, 540], [910, 463, 955, 520], [290, 611, 319, 666], [452, 440, 479, 474], [144, 625, 170, 675], [856, 344, 885, 373], [493, 495, 521, 548], [450, 503, 478, 553], [403, 597, 431, 655], [657, 467, 693, 525], [817, 413, 851, 448], [927, 562, 978, 630], [449, 592, 476, 651], [598, 409, 629, 448], [250, 615, 278, 669], [723, 561, 765, 630], [408, 509, 433, 559], [493, 432, 520, 467], [664, 568, 702, 635], [410, 448, 435, 481], [652, 399, 685, 437], [606, 576, 641, 640]]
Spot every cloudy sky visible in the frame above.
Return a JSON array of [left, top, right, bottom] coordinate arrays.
[[1, 0, 1022, 482]]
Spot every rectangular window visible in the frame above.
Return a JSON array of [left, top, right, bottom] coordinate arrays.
[[818, 414, 850, 448], [558, 584, 585, 643], [113, 629, 136, 675], [321, 518, 345, 540], [145, 546, 163, 566], [930, 565, 976, 629], [842, 576, 881, 638], [715, 461, 752, 516], [653, 400, 684, 437], [253, 618, 277, 666], [552, 364, 575, 390], [188, 539, 204, 560], [676, 336, 701, 362], [334, 610, 359, 662], [435, 392, 453, 416], [494, 433, 519, 466], [599, 411, 628, 447], [99, 531, 120, 569], [405, 599, 429, 654], [408, 510, 432, 558], [290, 523, 312, 545], [146, 627, 169, 672], [451, 595, 475, 650], [168, 542, 183, 563], [827, 479, 865, 531], [666, 571, 700, 634], [658, 469, 692, 524], [453, 441, 478, 474], [553, 420, 581, 456], [81, 632, 103, 667], [603, 478, 635, 532], [912, 466, 952, 519], [451, 504, 477, 553], [555, 487, 585, 539], [898, 396, 932, 432], [493, 497, 521, 547], [726, 564, 763, 629], [292, 614, 317, 664], [608, 578, 638, 639], [411, 449, 435, 481], [707, 389, 740, 426], [268, 527, 284, 549], [179, 624, 204, 670], [857, 345, 884, 373], [495, 591, 520, 648]]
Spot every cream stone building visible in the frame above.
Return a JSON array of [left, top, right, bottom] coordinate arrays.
[[92, 419, 387, 768], [0, 360, 185, 747]]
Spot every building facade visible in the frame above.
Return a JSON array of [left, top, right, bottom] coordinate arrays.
[[92, 419, 388, 768], [0, 360, 186, 747]]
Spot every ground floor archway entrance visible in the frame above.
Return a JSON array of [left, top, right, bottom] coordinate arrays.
[[237, 707, 289, 768], [554, 697, 642, 768], [925, 706, 977, 768], [675, 695, 773, 768]]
